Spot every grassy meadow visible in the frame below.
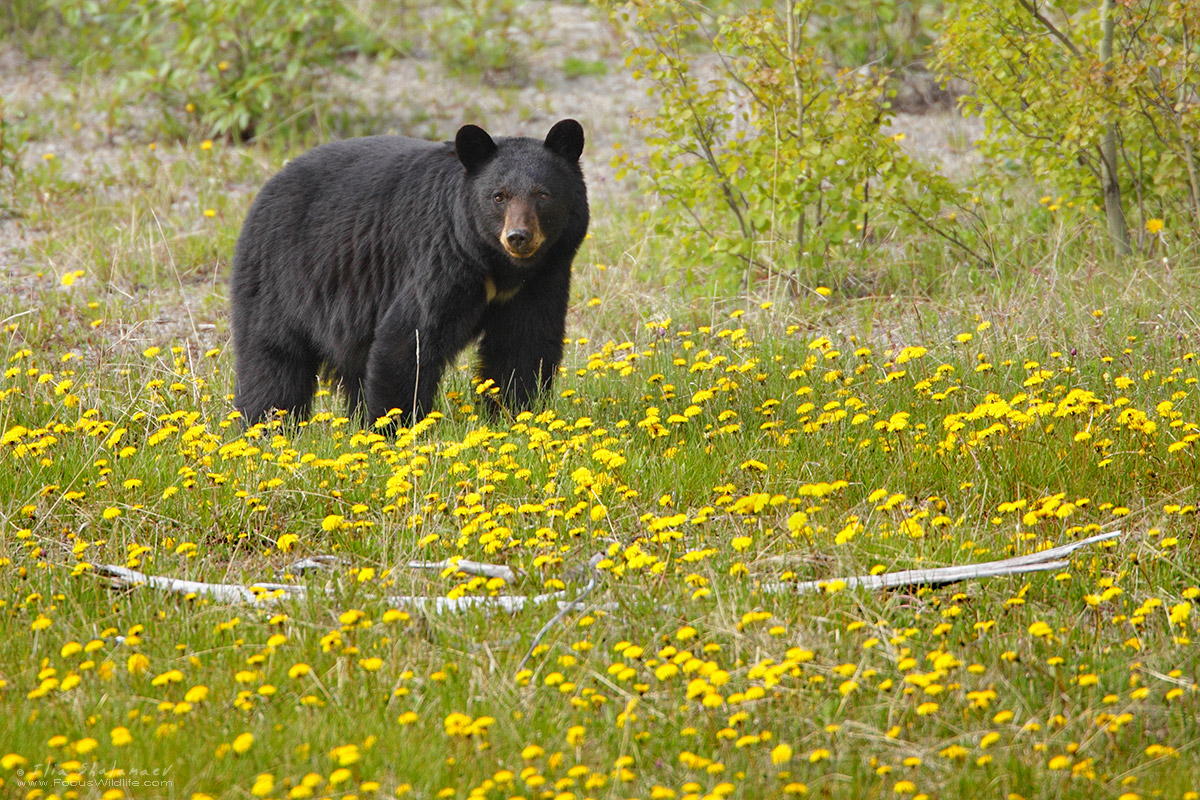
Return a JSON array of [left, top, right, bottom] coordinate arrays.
[[3, 3, 1200, 800]]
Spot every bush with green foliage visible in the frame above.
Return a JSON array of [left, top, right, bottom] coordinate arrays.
[[612, 0, 972, 293], [55, 0, 364, 141], [0, 98, 29, 214], [806, 0, 941, 71], [0, 0, 45, 43], [934, 0, 1200, 251], [423, 0, 545, 80]]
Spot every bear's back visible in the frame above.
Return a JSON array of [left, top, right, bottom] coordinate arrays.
[[234, 136, 465, 278], [253, 136, 456, 216]]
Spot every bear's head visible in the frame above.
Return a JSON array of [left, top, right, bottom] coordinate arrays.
[[456, 119, 587, 266]]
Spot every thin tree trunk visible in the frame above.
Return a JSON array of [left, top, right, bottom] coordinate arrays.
[[1099, 0, 1131, 255], [786, 0, 807, 276], [1178, 116, 1200, 234]]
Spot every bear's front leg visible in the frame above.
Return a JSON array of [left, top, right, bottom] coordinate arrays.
[[366, 288, 485, 428], [478, 263, 570, 414]]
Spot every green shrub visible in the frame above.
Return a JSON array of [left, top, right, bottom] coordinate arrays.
[[611, 0, 973, 293], [808, 0, 941, 70], [0, 0, 49, 43], [56, 0, 366, 141], [563, 57, 608, 79], [423, 0, 546, 81], [934, 0, 1200, 251], [0, 97, 30, 214]]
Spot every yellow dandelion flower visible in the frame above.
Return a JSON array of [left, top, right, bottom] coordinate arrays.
[[1, 754, 27, 770], [127, 653, 150, 675], [232, 732, 254, 755], [1028, 620, 1053, 638], [250, 774, 274, 797], [939, 744, 969, 760]]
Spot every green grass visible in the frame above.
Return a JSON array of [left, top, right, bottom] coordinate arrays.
[[562, 57, 608, 79], [2, 18, 1200, 800], [3, 264, 1199, 798]]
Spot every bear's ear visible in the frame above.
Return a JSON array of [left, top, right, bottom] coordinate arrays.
[[544, 119, 584, 163], [456, 124, 498, 173]]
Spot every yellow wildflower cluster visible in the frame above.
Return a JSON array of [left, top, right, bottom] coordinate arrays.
[[1, 312, 1198, 797]]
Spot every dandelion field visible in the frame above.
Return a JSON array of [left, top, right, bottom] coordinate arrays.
[[4, 14, 1200, 800], [5, 204, 1200, 799]]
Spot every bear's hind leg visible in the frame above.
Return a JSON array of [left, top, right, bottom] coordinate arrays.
[[339, 366, 367, 424], [364, 289, 485, 428], [364, 327, 449, 428], [234, 343, 320, 424]]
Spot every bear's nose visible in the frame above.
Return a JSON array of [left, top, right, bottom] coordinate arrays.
[[506, 229, 531, 250]]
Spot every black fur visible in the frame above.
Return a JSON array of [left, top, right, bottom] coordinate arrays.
[[230, 119, 588, 428]]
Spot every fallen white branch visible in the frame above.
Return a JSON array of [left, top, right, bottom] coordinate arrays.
[[285, 555, 517, 583], [404, 558, 517, 584], [91, 563, 586, 613], [94, 564, 299, 604], [91, 531, 1122, 617], [761, 530, 1121, 594], [516, 553, 606, 673], [285, 555, 346, 573]]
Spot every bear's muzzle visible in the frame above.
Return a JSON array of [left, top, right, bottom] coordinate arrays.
[[500, 202, 546, 259]]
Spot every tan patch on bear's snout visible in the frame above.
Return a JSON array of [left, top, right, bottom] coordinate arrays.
[[500, 201, 546, 260]]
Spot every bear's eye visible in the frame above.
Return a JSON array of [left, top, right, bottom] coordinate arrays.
[[537, 190, 550, 201], [492, 192, 506, 204]]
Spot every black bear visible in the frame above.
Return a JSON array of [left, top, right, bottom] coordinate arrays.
[[230, 119, 588, 428]]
